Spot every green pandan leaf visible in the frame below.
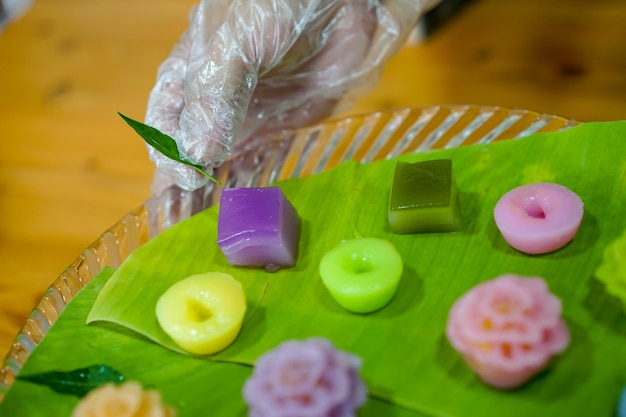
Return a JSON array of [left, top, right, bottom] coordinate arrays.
[[18, 364, 125, 398], [85, 121, 626, 417], [118, 112, 221, 185]]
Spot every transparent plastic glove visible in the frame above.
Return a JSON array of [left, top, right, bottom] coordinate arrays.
[[145, 0, 440, 193]]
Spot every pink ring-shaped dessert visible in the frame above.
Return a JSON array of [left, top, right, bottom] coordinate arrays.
[[493, 182, 584, 254]]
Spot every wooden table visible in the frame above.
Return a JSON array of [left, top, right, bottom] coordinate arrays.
[[0, 0, 625, 359]]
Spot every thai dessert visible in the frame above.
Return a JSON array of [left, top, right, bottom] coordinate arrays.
[[445, 274, 570, 389], [1, 119, 625, 417]]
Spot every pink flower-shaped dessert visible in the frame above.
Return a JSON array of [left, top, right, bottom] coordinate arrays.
[[243, 338, 367, 417], [446, 274, 570, 389]]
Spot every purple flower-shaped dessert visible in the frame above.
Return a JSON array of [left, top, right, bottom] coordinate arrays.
[[243, 338, 367, 417]]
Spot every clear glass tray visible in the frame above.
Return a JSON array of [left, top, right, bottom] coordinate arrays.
[[0, 105, 578, 399]]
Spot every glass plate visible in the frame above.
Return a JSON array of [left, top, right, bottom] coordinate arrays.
[[0, 105, 579, 399]]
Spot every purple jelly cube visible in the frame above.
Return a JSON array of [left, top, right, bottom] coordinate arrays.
[[217, 187, 300, 270]]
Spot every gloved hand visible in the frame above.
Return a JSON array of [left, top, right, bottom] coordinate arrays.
[[145, 0, 439, 194]]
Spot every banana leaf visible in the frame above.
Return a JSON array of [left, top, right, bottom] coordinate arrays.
[[0, 268, 421, 417], [3, 121, 626, 416]]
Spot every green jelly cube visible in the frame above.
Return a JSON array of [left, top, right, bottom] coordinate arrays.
[[388, 159, 462, 233]]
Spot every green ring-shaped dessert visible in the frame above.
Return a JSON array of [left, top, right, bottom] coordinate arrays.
[[595, 228, 626, 310], [319, 238, 403, 313]]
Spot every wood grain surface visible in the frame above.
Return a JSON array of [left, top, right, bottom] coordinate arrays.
[[0, 0, 625, 360]]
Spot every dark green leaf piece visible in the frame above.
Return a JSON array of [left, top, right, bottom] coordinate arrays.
[[18, 364, 126, 398], [118, 112, 221, 185]]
